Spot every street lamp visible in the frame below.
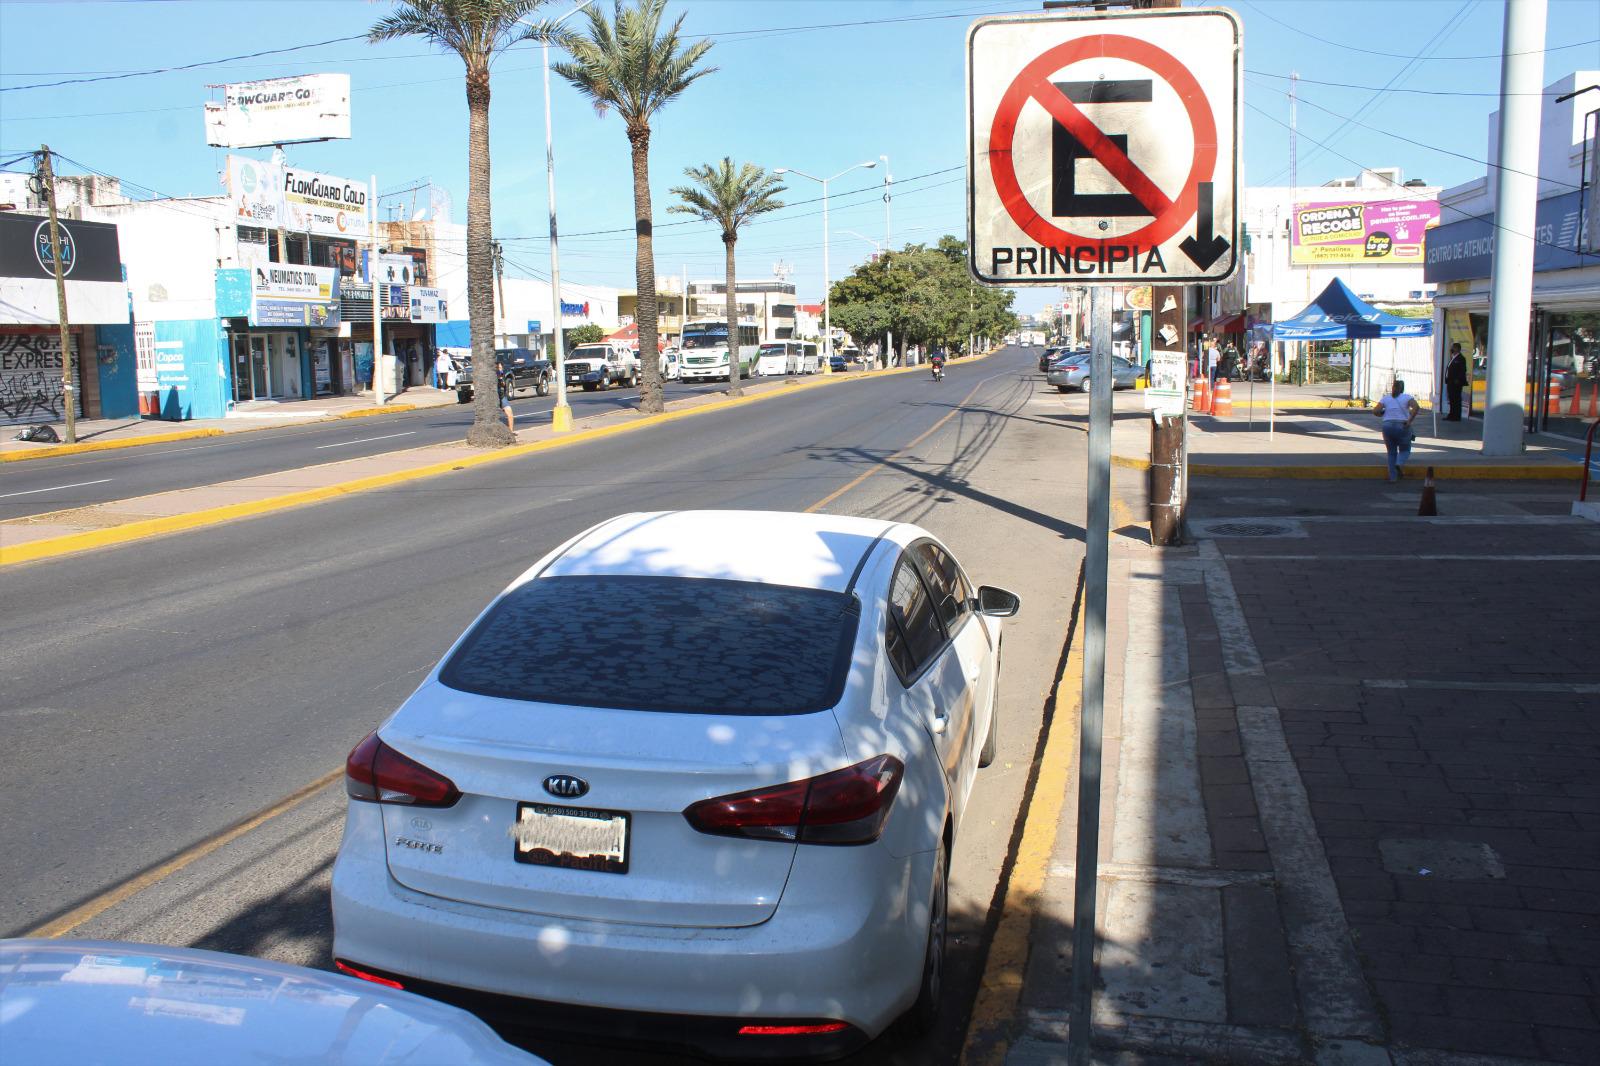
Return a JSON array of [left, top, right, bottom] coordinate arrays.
[[531, 0, 594, 433], [773, 160, 875, 373]]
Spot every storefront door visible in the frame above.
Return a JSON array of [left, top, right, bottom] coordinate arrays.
[[250, 335, 271, 399], [231, 334, 254, 403]]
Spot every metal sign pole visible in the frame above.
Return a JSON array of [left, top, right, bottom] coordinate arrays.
[[1068, 284, 1112, 1066]]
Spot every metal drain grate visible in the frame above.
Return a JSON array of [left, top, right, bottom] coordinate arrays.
[[1204, 521, 1297, 538]]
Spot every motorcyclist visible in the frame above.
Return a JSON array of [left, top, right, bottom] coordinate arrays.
[[930, 348, 946, 380]]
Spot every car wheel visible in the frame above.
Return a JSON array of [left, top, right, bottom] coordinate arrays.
[[582, 383, 595, 392], [901, 837, 948, 1037], [456, 389, 471, 404], [537, 378, 549, 397], [1079, 377, 1091, 393]]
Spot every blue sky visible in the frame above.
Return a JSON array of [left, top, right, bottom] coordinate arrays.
[[2, 0, 1598, 316]]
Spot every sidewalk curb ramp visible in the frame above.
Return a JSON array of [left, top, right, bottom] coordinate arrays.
[[1109, 454, 1582, 481], [0, 349, 1001, 568], [961, 563, 1086, 1066]]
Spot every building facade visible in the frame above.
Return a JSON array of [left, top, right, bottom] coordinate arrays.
[[1426, 69, 1600, 442]]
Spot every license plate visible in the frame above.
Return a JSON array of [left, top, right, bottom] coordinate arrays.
[[513, 802, 630, 874]]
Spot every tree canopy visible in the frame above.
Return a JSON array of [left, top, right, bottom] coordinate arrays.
[[828, 237, 1017, 357]]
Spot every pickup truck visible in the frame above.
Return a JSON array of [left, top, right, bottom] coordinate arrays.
[[565, 343, 639, 391], [455, 347, 552, 404]]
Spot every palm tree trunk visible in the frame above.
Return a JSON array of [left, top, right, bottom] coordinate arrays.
[[724, 232, 740, 397], [629, 126, 663, 414], [466, 68, 512, 447]]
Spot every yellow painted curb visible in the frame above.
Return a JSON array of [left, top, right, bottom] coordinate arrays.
[[0, 346, 1007, 568], [961, 572, 1085, 1066], [337, 403, 416, 419], [1, 428, 224, 463]]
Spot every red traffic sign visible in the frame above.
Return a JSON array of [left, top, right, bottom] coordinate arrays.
[[967, 9, 1241, 286]]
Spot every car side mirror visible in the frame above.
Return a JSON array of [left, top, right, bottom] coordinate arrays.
[[976, 585, 1020, 617]]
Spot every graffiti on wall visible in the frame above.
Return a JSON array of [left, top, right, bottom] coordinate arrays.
[[1, 333, 80, 426]]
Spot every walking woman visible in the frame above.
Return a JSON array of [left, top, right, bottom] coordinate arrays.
[[1375, 379, 1421, 482]]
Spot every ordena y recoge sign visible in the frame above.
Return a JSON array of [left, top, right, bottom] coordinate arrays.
[[1290, 198, 1439, 265]]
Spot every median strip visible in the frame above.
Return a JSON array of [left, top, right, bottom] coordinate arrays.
[[1, 350, 1001, 568]]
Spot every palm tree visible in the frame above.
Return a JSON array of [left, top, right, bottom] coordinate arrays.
[[669, 160, 785, 396], [553, 0, 715, 414], [369, 1, 562, 447]]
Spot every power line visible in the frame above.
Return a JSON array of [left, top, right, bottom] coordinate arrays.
[[1246, 69, 1571, 98], [1235, 0, 1599, 61], [0, 35, 367, 92]]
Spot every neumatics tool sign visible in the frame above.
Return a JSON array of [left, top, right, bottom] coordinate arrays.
[[1291, 199, 1440, 264], [967, 8, 1241, 285]]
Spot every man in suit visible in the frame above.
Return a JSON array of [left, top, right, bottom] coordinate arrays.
[[1444, 342, 1468, 421]]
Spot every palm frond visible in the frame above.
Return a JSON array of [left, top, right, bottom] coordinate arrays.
[[551, 0, 714, 128], [668, 157, 785, 239]]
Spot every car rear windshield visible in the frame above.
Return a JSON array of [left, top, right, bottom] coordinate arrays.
[[440, 576, 860, 715]]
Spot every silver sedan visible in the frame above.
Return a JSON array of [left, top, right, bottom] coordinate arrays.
[[1047, 354, 1142, 393]]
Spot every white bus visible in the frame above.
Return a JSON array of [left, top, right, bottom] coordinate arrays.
[[678, 320, 760, 382], [755, 340, 820, 376]]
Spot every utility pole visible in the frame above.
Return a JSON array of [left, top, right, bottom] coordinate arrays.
[[1148, 0, 1188, 545], [35, 146, 78, 444], [492, 239, 507, 345], [1483, 0, 1548, 455], [370, 174, 386, 406]]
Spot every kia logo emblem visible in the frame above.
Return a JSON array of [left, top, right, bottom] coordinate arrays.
[[543, 774, 589, 799]]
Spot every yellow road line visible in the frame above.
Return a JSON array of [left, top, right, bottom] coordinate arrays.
[[27, 769, 344, 939], [16, 348, 1012, 934], [1, 428, 225, 463], [962, 585, 1086, 1066]]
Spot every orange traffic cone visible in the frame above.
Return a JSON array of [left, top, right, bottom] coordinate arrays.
[[1568, 378, 1583, 416], [1193, 377, 1209, 412], [1418, 467, 1438, 516], [1546, 379, 1562, 417], [1213, 378, 1233, 416]]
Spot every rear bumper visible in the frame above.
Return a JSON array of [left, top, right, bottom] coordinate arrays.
[[331, 804, 932, 1048]]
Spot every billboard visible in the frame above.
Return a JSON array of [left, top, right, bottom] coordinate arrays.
[[204, 74, 351, 149], [250, 263, 341, 328], [1291, 199, 1439, 264], [225, 155, 284, 228], [283, 168, 369, 240], [0, 213, 128, 325]]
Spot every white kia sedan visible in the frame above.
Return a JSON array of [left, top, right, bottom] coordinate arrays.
[[331, 510, 1018, 1060]]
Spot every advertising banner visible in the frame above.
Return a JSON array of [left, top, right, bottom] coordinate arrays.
[[0, 213, 128, 325], [250, 264, 341, 328], [410, 288, 447, 324], [372, 253, 418, 286], [1143, 348, 1186, 418], [1291, 199, 1439, 264], [225, 156, 285, 228], [1425, 190, 1592, 283], [204, 74, 352, 149], [283, 168, 369, 240]]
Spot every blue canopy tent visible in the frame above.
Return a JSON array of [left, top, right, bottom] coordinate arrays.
[[1261, 279, 1437, 436], [1270, 278, 1434, 341]]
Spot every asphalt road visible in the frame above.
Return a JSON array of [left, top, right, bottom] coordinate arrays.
[[0, 376, 756, 521], [0, 346, 1103, 1064]]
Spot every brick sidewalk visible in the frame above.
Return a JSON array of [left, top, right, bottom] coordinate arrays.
[[1002, 487, 1600, 1063]]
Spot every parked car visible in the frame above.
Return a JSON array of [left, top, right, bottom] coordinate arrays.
[[1047, 354, 1142, 393], [565, 343, 638, 392], [829, 352, 850, 373], [1038, 346, 1064, 373], [331, 510, 1019, 1061], [0, 939, 542, 1066], [662, 346, 682, 382], [455, 348, 551, 404]]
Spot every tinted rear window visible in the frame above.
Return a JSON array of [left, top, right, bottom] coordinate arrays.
[[440, 576, 860, 715]]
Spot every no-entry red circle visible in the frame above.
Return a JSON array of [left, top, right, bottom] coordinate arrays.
[[988, 34, 1217, 251]]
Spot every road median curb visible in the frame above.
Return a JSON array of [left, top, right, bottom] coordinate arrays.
[[0, 346, 1006, 568], [1110, 454, 1582, 480], [1, 428, 225, 463]]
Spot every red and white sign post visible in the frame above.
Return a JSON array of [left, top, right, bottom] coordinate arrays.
[[967, 11, 1240, 1064]]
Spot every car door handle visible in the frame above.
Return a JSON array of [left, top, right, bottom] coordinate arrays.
[[930, 708, 949, 735]]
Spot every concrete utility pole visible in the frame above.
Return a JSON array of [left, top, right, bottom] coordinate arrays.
[[1147, 0, 1188, 547], [35, 146, 78, 444], [1483, 0, 1548, 455], [370, 174, 386, 406]]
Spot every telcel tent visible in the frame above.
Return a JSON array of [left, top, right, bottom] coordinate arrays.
[[1268, 278, 1435, 409]]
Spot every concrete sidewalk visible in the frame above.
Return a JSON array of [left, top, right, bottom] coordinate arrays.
[[971, 479, 1600, 1064], [2, 385, 461, 461], [1051, 386, 1589, 478]]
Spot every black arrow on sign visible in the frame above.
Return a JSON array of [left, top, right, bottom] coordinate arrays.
[[1179, 182, 1231, 270]]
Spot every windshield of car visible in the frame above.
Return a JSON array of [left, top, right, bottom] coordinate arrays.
[[681, 329, 726, 350], [569, 346, 610, 361], [759, 344, 786, 355], [440, 575, 860, 715]]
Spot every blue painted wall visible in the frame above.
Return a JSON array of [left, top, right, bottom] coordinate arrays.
[[94, 323, 139, 419], [436, 321, 470, 348], [151, 319, 227, 420]]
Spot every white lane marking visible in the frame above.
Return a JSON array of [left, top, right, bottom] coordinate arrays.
[[314, 432, 416, 450], [1227, 553, 1600, 561], [0, 478, 113, 499]]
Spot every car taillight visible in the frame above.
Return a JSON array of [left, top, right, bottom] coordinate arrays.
[[683, 755, 903, 845], [345, 731, 460, 808], [334, 959, 404, 989], [737, 1022, 851, 1036]]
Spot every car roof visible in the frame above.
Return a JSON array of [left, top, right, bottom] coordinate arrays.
[[541, 510, 901, 593]]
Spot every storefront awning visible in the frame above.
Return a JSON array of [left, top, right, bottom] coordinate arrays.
[[1210, 313, 1247, 333]]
